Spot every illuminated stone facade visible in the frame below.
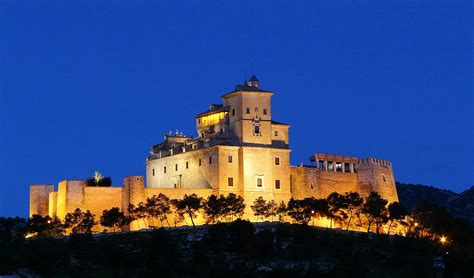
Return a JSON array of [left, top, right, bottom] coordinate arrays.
[[30, 76, 399, 230]]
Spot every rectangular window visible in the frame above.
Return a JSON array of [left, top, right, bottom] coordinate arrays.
[[274, 131, 278, 136], [344, 163, 350, 172], [318, 160, 326, 170], [209, 156, 212, 164], [254, 125, 260, 135], [228, 177, 234, 187], [198, 118, 201, 124], [152, 169, 155, 176], [275, 157, 280, 165], [232, 109, 235, 116], [186, 161, 189, 169], [175, 164, 178, 171], [327, 161, 334, 171], [199, 159, 202, 166], [263, 108, 267, 115], [228, 156, 232, 163], [275, 180, 280, 189], [257, 177, 263, 188], [164, 166, 167, 174], [335, 162, 343, 172], [246, 107, 250, 114]]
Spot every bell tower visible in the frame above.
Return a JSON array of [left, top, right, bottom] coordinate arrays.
[[221, 75, 274, 146]]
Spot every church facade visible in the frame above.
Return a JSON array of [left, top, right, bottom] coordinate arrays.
[[30, 76, 399, 230]]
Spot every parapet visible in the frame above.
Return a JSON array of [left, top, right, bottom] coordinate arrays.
[[357, 158, 392, 168], [30, 184, 54, 217]]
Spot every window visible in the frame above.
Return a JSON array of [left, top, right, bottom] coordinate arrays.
[[275, 179, 280, 189], [198, 119, 201, 124], [255, 107, 258, 112], [186, 161, 189, 169], [274, 131, 278, 137], [327, 161, 334, 171], [174, 183, 177, 188], [199, 159, 202, 166], [201, 132, 204, 138], [335, 162, 343, 172], [344, 163, 351, 172], [232, 109, 235, 116], [263, 109, 267, 115], [152, 169, 155, 176], [175, 164, 178, 171], [209, 156, 212, 164], [228, 156, 232, 163], [164, 166, 167, 174], [254, 125, 260, 135], [257, 177, 263, 188], [383, 175, 386, 182], [275, 157, 280, 165], [228, 177, 234, 187], [318, 160, 325, 170], [246, 107, 250, 114], [220, 129, 223, 134]]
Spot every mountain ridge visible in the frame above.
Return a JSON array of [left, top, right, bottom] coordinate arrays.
[[396, 182, 474, 225]]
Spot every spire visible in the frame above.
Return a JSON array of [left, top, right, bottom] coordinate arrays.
[[248, 75, 259, 82], [246, 75, 260, 88]]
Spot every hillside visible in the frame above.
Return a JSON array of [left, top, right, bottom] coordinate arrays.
[[396, 183, 474, 224], [1, 222, 472, 277]]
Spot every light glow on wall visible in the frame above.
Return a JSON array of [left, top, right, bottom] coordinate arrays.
[[199, 112, 227, 127]]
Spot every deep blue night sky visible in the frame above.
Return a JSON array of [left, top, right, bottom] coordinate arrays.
[[0, 1, 472, 217]]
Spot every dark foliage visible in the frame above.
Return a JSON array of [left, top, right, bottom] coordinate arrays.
[[100, 207, 128, 232], [26, 215, 64, 237], [64, 208, 95, 234], [0, 218, 473, 276], [85, 177, 112, 187], [397, 183, 474, 225]]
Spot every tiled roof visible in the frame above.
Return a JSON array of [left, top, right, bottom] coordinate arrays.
[[195, 105, 229, 118], [271, 120, 289, 126]]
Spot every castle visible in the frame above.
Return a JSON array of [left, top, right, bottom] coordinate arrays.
[[30, 76, 399, 230]]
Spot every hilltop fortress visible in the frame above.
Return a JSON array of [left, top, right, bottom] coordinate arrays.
[[30, 76, 399, 230]]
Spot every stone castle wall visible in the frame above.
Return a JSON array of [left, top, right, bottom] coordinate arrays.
[[146, 146, 220, 190], [290, 163, 397, 202], [30, 157, 399, 232], [30, 184, 54, 217], [290, 167, 359, 199]]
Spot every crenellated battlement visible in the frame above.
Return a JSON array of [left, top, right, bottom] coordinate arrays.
[[357, 158, 392, 168]]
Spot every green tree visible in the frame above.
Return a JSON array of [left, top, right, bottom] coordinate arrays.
[[100, 207, 126, 232], [26, 215, 64, 237], [64, 208, 95, 235], [85, 171, 112, 187], [203, 195, 222, 224], [265, 200, 278, 222], [156, 193, 172, 227], [276, 201, 287, 222], [0, 217, 27, 241], [386, 202, 407, 235], [326, 192, 348, 228], [223, 193, 245, 221], [287, 198, 314, 225], [361, 192, 388, 234], [146, 196, 160, 228], [251, 197, 268, 222], [344, 192, 363, 230], [171, 194, 203, 228], [135, 202, 148, 229]]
